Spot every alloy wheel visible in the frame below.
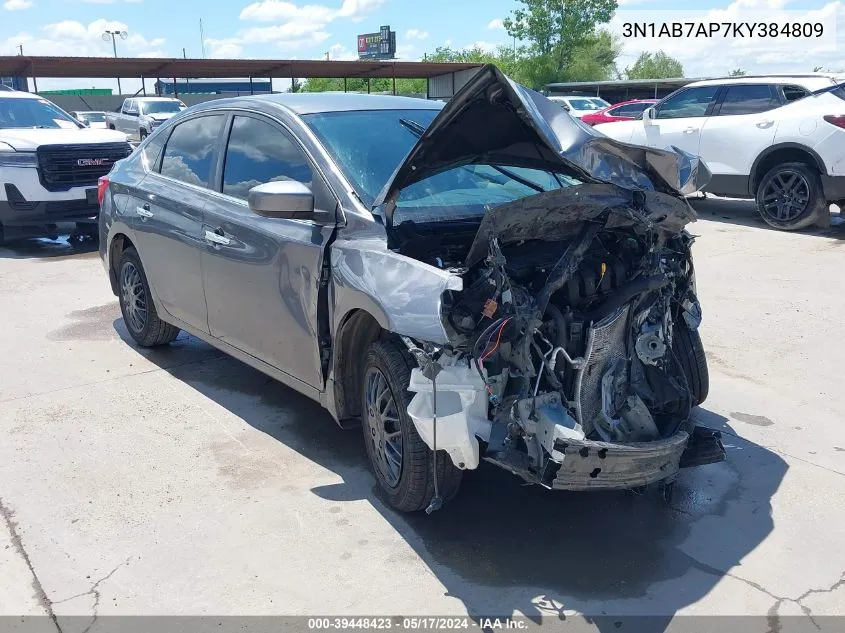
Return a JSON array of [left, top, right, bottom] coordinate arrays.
[[120, 262, 147, 333], [364, 367, 404, 488], [761, 169, 811, 222]]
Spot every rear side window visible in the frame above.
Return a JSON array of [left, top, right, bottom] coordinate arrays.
[[222, 115, 313, 200], [782, 85, 809, 102], [656, 86, 719, 119], [718, 85, 779, 116], [609, 103, 649, 116], [831, 85, 845, 101], [159, 115, 225, 188]]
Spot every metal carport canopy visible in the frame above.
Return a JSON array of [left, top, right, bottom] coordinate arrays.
[[0, 56, 482, 79]]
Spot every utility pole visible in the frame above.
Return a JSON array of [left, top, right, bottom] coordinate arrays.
[[199, 19, 206, 58], [102, 30, 127, 94], [17, 44, 23, 56], [325, 51, 330, 61]]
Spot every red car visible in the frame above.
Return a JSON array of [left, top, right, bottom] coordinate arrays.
[[580, 99, 659, 126]]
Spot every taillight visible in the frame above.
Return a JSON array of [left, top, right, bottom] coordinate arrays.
[[97, 176, 109, 205], [823, 115, 845, 129]]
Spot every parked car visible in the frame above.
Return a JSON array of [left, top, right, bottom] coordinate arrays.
[[594, 74, 845, 230], [547, 95, 611, 118], [106, 97, 186, 142], [71, 111, 109, 129], [581, 99, 659, 126], [100, 65, 723, 512], [0, 90, 131, 244]]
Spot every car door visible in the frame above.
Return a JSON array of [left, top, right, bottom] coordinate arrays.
[[131, 113, 227, 333], [201, 112, 337, 389], [120, 99, 137, 136], [698, 84, 781, 191], [634, 85, 720, 156]]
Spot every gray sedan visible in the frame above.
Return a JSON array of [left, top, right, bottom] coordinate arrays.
[[99, 65, 724, 513]]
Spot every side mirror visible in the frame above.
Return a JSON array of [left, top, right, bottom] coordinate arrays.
[[643, 107, 656, 124], [561, 103, 571, 112], [248, 180, 316, 220]]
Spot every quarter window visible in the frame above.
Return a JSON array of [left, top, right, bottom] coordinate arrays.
[[782, 85, 809, 102], [656, 86, 719, 119], [718, 85, 779, 116], [222, 115, 313, 200], [159, 115, 225, 188]]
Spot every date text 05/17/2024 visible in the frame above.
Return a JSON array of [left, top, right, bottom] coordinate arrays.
[[622, 21, 824, 39], [306, 618, 527, 630]]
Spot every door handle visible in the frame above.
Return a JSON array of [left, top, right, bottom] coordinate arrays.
[[204, 229, 231, 246], [756, 119, 775, 128], [683, 127, 698, 134], [136, 204, 153, 218]]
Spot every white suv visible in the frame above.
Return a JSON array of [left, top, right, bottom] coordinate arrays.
[[594, 75, 845, 230], [0, 90, 130, 243]]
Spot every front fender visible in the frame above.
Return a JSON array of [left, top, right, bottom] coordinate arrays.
[[330, 238, 462, 344]]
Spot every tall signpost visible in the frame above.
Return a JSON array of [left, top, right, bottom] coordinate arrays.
[[357, 25, 396, 60]]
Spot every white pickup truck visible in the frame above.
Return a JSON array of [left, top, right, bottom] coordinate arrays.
[[105, 97, 185, 142], [1, 89, 131, 243]]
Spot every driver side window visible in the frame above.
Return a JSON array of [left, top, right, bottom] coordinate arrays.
[[656, 86, 719, 119]]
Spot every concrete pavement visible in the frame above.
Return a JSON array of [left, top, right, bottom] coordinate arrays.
[[0, 200, 844, 630]]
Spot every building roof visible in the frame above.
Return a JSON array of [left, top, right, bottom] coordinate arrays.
[[546, 77, 697, 93], [0, 56, 482, 80]]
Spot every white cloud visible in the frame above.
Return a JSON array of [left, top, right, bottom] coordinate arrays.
[[611, 1, 844, 77], [328, 42, 357, 60], [4, 0, 33, 9], [395, 43, 418, 60], [487, 18, 504, 30], [204, 38, 244, 58], [239, 0, 385, 22], [467, 40, 497, 52], [405, 29, 428, 40]]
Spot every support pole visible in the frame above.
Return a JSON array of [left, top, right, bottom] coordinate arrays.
[[249, 76, 254, 95], [367, 77, 370, 94], [142, 76, 146, 96], [174, 77, 178, 98], [344, 78, 347, 92], [392, 65, 396, 95]]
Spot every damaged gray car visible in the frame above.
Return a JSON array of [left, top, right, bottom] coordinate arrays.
[[100, 65, 725, 513]]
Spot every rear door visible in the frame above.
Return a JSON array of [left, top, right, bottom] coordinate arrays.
[[699, 84, 781, 190], [201, 112, 337, 389], [132, 113, 226, 333], [633, 85, 720, 156]]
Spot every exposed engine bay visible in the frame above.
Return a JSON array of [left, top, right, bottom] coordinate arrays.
[[397, 184, 725, 491]]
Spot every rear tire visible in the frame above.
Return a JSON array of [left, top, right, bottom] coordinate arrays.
[[755, 162, 825, 231], [117, 247, 180, 347], [673, 324, 709, 407], [362, 339, 463, 512]]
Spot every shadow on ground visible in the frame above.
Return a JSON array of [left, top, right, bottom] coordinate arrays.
[[0, 234, 99, 260], [114, 320, 787, 629], [690, 196, 845, 238]]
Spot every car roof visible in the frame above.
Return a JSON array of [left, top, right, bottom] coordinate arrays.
[[0, 90, 43, 100], [192, 92, 444, 116], [685, 74, 843, 90]]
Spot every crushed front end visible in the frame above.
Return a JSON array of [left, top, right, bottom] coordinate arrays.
[[399, 185, 725, 491]]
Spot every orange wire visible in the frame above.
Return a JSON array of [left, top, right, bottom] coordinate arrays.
[[480, 318, 510, 362]]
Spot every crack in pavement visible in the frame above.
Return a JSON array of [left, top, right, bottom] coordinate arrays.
[[0, 496, 63, 633], [690, 555, 845, 633], [60, 558, 133, 633]]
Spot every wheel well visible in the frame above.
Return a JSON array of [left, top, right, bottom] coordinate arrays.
[[751, 146, 823, 193], [107, 233, 135, 295], [333, 310, 383, 423]]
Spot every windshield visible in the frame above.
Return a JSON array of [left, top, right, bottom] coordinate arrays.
[[304, 109, 579, 223], [79, 112, 106, 122], [567, 98, 605, 111], [0, 98, 81, 129], [141, 101, 182, 115]]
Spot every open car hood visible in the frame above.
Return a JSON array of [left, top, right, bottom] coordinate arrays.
[[373, 64, 711, 227]]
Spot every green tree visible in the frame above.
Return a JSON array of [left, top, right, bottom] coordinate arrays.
[[730, 68, 746, 76], [625, 51, 684, 79], [303, 76, 426, 95], [502, 0, 618, 81]]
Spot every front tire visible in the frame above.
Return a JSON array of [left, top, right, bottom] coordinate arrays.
[[361, 339, 462, 512], [139, 129, 147, 141], [117, 247, 180, 347], [673, 324, 709, 407], [756, 162, 825, 231]]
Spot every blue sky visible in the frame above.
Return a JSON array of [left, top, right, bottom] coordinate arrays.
[[1, 0, 843, 90]]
